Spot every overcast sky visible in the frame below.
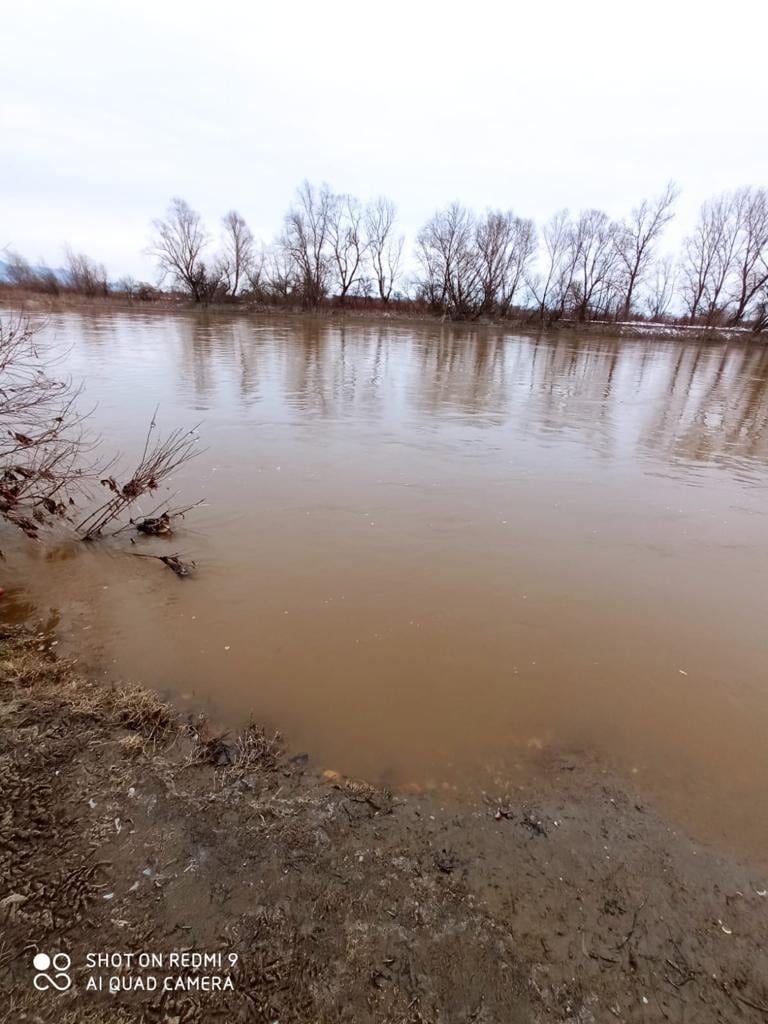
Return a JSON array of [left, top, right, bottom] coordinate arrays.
[[2, 0, 766, 280]]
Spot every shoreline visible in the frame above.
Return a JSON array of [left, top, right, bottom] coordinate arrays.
[[2, 288, 765, 344], [2, 625, 768, 1022]]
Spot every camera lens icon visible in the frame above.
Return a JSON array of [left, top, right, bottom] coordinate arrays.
[[33, 951, 72, 991]]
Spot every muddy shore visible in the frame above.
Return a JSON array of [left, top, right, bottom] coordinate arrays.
[[1, 625, 767, 1023]]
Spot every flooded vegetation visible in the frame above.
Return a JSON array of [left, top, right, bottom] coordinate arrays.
[[3, 308, 767, 860]]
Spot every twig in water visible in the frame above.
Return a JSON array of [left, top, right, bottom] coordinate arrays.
[[132, 552, 196, 578]]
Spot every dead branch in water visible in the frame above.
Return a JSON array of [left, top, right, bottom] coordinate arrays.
[[76, 409, 201, 540], [131, 551, 196, 577], [113, 499, 205, 538]]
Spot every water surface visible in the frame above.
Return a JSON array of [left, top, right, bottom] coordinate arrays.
[[5, 309, 768, 856]]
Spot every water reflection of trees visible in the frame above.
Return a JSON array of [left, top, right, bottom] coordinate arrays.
[[75, 311, 768, 473], [173, 314, 265, 407], [642, 343, 768, 470]]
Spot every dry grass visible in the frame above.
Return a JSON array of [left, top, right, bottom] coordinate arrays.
[[189, 718, 282, 771], [236, 720, 282, 770], [110, 685, 175, 740], [0, 626, 281, 771], [0, 639, 70, 690], [0, 626, 178, 745]]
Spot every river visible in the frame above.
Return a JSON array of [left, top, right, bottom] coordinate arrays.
[[4, 307, 768, 857]]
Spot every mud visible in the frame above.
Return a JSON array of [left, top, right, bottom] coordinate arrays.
[[2, 626, 767, 1023]]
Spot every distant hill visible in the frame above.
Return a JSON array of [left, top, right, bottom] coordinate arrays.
[[0, 259, 68, 283]]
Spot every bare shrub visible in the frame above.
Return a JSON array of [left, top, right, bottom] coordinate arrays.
[[65, 248, 109, 297], [4, 251, 37, 289], [0, 315, 93, 538], [3, 251, 62, 295], [76, 410, 200, 540]]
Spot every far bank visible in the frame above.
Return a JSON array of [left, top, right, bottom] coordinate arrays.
[[3, 286, 766, 345]]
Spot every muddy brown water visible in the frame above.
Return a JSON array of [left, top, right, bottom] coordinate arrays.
[[4, 309, 768, 859]]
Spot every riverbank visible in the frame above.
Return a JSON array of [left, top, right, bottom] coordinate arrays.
[[2, 286, 763, 343], [2, 626, 768, 1023]]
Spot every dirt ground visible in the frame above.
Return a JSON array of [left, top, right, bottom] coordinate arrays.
[[1, 625, 767, 1023]]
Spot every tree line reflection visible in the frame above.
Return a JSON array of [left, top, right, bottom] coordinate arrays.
[[75, 312, 768, 477]]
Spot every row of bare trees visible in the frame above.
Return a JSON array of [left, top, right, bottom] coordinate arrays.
[[421, 182, 768, 327], [517, 184, 680, 323], [145, 183, 404, 308], [414, 204, 537, 319], [3, 247, 109, 298], [278, 183, 403, 304], [680, 187, 768, 328], [146, 200, 253, 303], [4, 181, 768, 329]]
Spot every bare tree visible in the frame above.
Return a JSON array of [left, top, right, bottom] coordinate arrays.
[[527, 210, 577, 321], [263, 244, 297, 300], [417, 205, 536, 319], [475, 210, 536, 317], [614, 182, 679, 319], [4, 250, 36, 288], [365, 197, 404, 303], [415, 203, 480, 316], [245, 245, 268, 298], [65, 248, 109, 297], [357, 274, 374, 300], [752, 281, 768, 333], [571, 209, 621, 321], [149, 198, 210, 302], [643, 255, 677, 320], [4, 251, 61, 295], [220, 210, 254, 297], [728, 186, 768, 324], [280, 181, 334, 307], [327, 193, 366, 299], [681, 193, 741, 324]]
